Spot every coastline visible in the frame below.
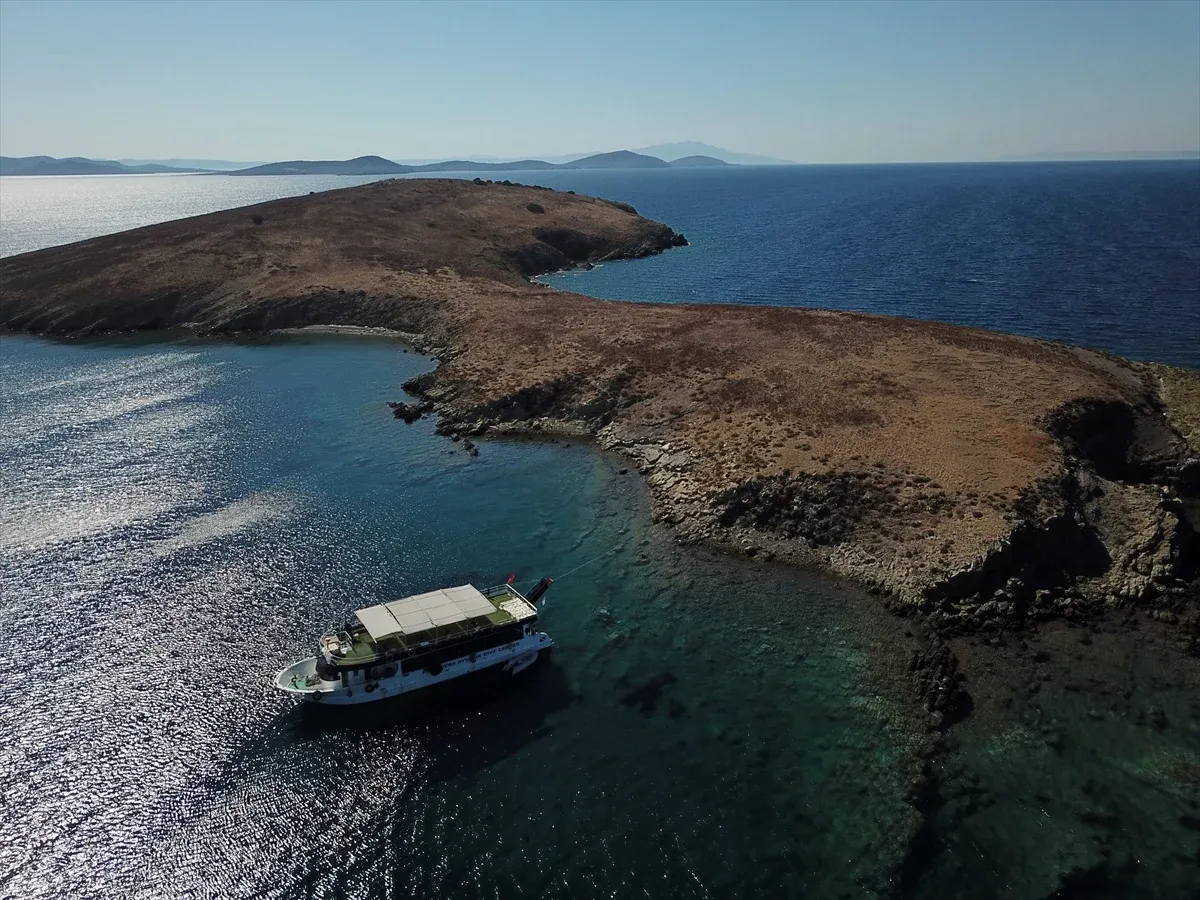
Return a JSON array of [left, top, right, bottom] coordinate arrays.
[[269, 324, 425, 340], [2, 177, 1197, 645], [3, 177, 1199, 896]]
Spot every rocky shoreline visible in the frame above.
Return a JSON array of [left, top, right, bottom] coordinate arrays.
[[395, 368, 1200, 897], [398, 345, 1200, 896], [397, 358, 1199, 639], [6, 176, 1195, 643]]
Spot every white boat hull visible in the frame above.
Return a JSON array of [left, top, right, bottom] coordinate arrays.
[[275, 631, 552, 706]]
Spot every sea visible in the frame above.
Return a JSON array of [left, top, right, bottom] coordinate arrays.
[[2, 162, 1197, 367], [0, 164, 1198, 900]]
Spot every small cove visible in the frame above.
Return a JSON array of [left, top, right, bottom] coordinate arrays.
[[0, 334, 931, 899], [2, 333, 1196, 898]]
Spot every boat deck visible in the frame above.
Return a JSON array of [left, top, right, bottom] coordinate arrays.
[[332, 638, 384, 667], [327, 584, 534, 668]]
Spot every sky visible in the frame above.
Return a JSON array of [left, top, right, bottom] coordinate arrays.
[[1, 0, 1198, 164]]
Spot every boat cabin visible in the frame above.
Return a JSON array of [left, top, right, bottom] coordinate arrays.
[[320, 583, 538, 674]]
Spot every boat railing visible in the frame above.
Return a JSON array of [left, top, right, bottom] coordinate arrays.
[[483, 582, 534, 604]]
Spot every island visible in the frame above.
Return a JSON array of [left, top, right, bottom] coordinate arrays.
[[2, 150, 742, 177], [227, 155, 414, 176], [667, 155, 733, 167], [0, 155, 211, 176], [2, 178, 1197, 707], [560, 150, 670, 169], [225, 150, 724, 176]]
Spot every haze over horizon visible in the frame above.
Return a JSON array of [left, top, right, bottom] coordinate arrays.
[[1, 0, 1198, 165]]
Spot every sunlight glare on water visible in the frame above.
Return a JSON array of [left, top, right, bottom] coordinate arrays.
[[0, 334, 924, 900]]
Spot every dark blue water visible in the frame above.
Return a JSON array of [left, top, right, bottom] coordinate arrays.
[[4, 163, 1196, 367], [532, 162, 1200, 369]]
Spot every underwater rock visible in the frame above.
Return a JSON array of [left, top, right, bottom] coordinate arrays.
[[619, 672, 677, 715], [1148, 705, 1169, 730], [908, 636, 972, 727], [606, 628, 633, 649]]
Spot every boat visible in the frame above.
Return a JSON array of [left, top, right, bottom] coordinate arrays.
[[274, 577, 554, 705]]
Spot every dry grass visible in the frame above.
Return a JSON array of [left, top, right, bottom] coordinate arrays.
[[0, 178, 1162, 595], [1149, 363, 1200, 452]]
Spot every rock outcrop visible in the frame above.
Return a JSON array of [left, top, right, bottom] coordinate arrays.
[[418, 374, 1199, 643], [908, 635, 972, 727]]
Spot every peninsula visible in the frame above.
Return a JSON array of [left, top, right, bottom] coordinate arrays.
[[1, 179, 1196, 662]]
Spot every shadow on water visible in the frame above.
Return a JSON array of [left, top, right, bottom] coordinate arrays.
[[280, 656, 577, 786]]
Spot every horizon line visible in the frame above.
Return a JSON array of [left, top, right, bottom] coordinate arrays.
[[3, 149, 1199, 173]]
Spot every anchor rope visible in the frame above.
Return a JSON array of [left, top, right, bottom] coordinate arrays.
[[549, 541, 627, 581]]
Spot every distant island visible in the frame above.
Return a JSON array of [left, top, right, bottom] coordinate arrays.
[[9, 146, 1196, 177], [668, 155, 733, 167], [116, 157, 268, 171], [227, 150, 726, 177], [632, 141, 794, 165], [225, 155, 410, 177], [0, 155, 212, 176], [561, 150, 669, 169], [1, 149, 737, 178]]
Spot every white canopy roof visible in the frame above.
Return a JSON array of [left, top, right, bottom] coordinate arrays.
[[355, 584, 497, 640]]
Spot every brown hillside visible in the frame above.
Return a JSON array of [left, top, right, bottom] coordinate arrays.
[[3, 177, 1196, 627]]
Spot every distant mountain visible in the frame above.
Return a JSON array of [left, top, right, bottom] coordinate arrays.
[[669, 155, 733, 168], [419, 150, 670, 172], [228, 155, 410, 176], [392, 154, 585, 165], [414, 159, 557, 172], [1, 155, 209, 176], [6, 147, 757, 178], [633, 141, 794, 166], [225, 150, 680, 176], [560, 150, 670, 169], [118, 157, 267, 171]]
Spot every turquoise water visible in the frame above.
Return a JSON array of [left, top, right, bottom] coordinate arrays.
[[919, 627, 1200, 898], [4, 335, 1195, 899], [0, 335, 929, 899]]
